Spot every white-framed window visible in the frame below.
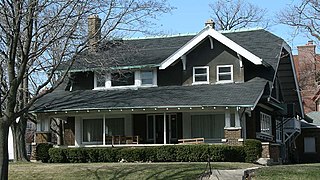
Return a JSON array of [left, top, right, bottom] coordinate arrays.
[[111, 72, 134, 86], [304, 137, 316, 153], [217, 65, 233, 83], [276, 120, 282, 142], [260, 112, 272, 135], [141, 70, 154, 85], [193, 66, 209, 84], [83, 118, 103, 144]]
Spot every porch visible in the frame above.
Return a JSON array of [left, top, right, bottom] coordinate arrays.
[[35, 107, 245, 147]]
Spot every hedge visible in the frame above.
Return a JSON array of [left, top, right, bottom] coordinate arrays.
[[47, 144, 250, 163], [244, 139, 262, 163], [36, 143, 53, 163]]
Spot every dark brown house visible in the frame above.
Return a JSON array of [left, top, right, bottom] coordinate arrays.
[[31, 17, 303, 163]]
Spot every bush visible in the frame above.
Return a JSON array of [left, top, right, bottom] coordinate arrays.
[[36, 143, 53, 163], [49, 148, 67, 163], [66, 148, 87, 163], [244, 139, 262, 163], [47, 144, 247, 163]]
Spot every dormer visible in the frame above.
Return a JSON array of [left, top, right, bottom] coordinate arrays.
[[93, 69, 157, 90]]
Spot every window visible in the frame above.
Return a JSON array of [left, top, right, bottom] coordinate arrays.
[[111, 72, 134, 86], [304, 137, 316, 153], [191, 114, 225, 138], [217, 65, 233, 82], [83, 119, 103, 144], [193, 66, 209, 84], [260, 112, 272, 135], [105, 118, 124, 136], [96, 72, 106, 87], [141, 70, 154, 85], [276, 120, 282, 142], [147, 115, 154, 140]]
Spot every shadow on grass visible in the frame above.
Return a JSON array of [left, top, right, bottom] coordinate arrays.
[[84, 163, 205, 180]]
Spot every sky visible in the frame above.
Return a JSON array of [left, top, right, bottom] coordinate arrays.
[[153, 0, 317, 54]]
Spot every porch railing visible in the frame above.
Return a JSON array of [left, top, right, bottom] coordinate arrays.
[[105, 135, 139, 145]]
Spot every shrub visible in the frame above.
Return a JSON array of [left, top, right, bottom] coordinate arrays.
[[36, 143, 53, 163], [47, 144, 247, 163], [244, 139, 262, 163], [66, 148, 87, 163], [49, 148, 67, 163]]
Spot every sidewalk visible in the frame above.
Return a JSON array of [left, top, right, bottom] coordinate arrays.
[[199, 167, 260, 180]]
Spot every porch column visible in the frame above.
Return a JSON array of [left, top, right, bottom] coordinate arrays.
[[75, 117, 81, 147], [235, 109, 241, 127], [163, 112, 167, 144]]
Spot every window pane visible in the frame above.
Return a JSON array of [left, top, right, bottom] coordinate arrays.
[[191, 114, 225, 138], [219, 67, 231, 73], [195, 75, 208, 82], [219, 74, 231, 80], [304, 137, 316, 153], [147, 116, 154, 139], [111, 72, 134, 86], [105, 118, 124, 136], [83, 119, 103, 143], [141, 70, 153, 85], [96, 73, 106, 87], [195, 68, 207, 74]]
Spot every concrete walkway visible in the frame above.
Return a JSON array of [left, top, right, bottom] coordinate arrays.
[[199, 167, 260, 180]]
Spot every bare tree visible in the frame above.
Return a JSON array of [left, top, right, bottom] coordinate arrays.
[[0, 0, 172, 179], [279, 0, 320, 42], [209, 0, 268, 30]]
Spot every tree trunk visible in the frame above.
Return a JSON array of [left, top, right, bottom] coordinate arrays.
[[11, 116, 28, 162], [0, 120, 9, 180]]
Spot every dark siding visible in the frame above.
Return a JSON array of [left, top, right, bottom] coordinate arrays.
[[246, 113, 256, 139], [296, 128, 320, 163], [158, 61, 183, 86], [177, 113, 183, 140], [70, 71, 94, 90], [133, 114, 147, 144]]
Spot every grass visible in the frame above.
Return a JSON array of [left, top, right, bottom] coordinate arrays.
[[254, 163, 320, 180], [9, 162, 256, 180]]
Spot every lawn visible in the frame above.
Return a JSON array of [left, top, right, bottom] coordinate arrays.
[[9, 162, 256, 180], [254, 163, 320, 180]]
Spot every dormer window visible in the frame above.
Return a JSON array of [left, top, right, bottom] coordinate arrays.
[[111, 72, 134, 86], [141, 70, 154, 85], [96, 72, 106, 87], [193, 66, 209, 84], [217, 65, 233, 83]]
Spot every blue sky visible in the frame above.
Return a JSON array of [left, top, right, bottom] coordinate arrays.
[[154, 0, 316, 54]]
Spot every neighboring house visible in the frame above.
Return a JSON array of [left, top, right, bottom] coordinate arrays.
[[293, 41, 320, 113], [295, 112, 320, 163], [31, 16, 303, 163], [293, 42, 320, 163]]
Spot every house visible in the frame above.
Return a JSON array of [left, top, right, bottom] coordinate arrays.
[[293, 41, 320, 113], [30, 16, 303, 163], [293, 42, 320, 162]]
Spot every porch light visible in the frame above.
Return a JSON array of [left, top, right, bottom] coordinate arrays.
[[177, 107, 180, 110], [143, 109, 146, 111], [109, 109, 112, 112], [225, 107, 229, 109], [65, 111, 68, 114], [201, 107, 204, 110], [131, 109, 134, 111], [213, 107, 216, 109], [87, 110, 90, 112], [190, 107, 192, 110], [166, 108, 169, 110], [55, 112, 57, 114], [155, 108, 157, 110], [76, 111, 79, 113], [120, 109, 123, 111], [97, 110, 101, 112]]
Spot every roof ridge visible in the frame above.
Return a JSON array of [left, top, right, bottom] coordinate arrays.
[[220, 27, 264, 34], [122, 33, 197, 41]]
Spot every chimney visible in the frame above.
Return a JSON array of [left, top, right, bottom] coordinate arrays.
[[88, 15, 101, 52], [205, 19, 215, 29], [297, 40, 316, 64]]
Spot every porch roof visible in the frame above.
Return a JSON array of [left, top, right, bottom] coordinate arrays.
[[31, 77, 267, 113]]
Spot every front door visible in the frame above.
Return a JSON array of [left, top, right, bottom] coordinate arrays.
[[147, 114, 177, 144]]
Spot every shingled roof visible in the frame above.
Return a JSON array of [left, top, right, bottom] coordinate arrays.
[[68, 29, 284, 72], [31, 77, 267, 113]]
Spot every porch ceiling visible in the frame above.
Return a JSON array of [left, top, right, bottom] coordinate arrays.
[[31, 77, 267, 113]]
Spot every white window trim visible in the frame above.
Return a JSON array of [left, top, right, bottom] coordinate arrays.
[[192, 66, 209, 85], [260, 112, 272, 136], [216, 65, 233, 83]]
